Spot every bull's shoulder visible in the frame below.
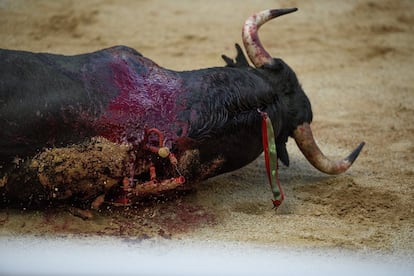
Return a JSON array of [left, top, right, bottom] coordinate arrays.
[[98, 45, 143, 57]]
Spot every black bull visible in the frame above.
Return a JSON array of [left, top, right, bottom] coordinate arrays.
[[0, 8, 364, 207]]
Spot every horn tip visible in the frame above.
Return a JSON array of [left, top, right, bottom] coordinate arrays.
[[345, 141, 366, 164], [270, 8, 298, 16]]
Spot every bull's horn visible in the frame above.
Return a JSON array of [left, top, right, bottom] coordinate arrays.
[[242, 8, 298, 68], [293, 123, 365, 175]]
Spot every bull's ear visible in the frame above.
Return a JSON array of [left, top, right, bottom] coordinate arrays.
[[221, 54, 236, 67], [233, 44, 249, 66], [221, 44, 250, 67], [277, 142, 290, 166]]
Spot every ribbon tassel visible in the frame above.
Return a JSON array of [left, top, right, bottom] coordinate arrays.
[[259, 110, 284, 208]]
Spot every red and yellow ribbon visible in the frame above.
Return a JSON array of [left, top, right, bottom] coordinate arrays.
[[259, 110, 284, 208]]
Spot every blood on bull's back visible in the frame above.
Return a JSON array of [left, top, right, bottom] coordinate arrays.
[[0, 46, 181, 163]]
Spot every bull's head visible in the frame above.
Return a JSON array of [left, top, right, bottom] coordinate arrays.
[[237, 8, 365, 174]]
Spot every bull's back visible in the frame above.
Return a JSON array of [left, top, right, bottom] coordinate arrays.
[[0, 48, 116, 160]]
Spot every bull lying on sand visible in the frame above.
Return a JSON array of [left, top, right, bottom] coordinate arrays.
[[0, 8, 364, 211]]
